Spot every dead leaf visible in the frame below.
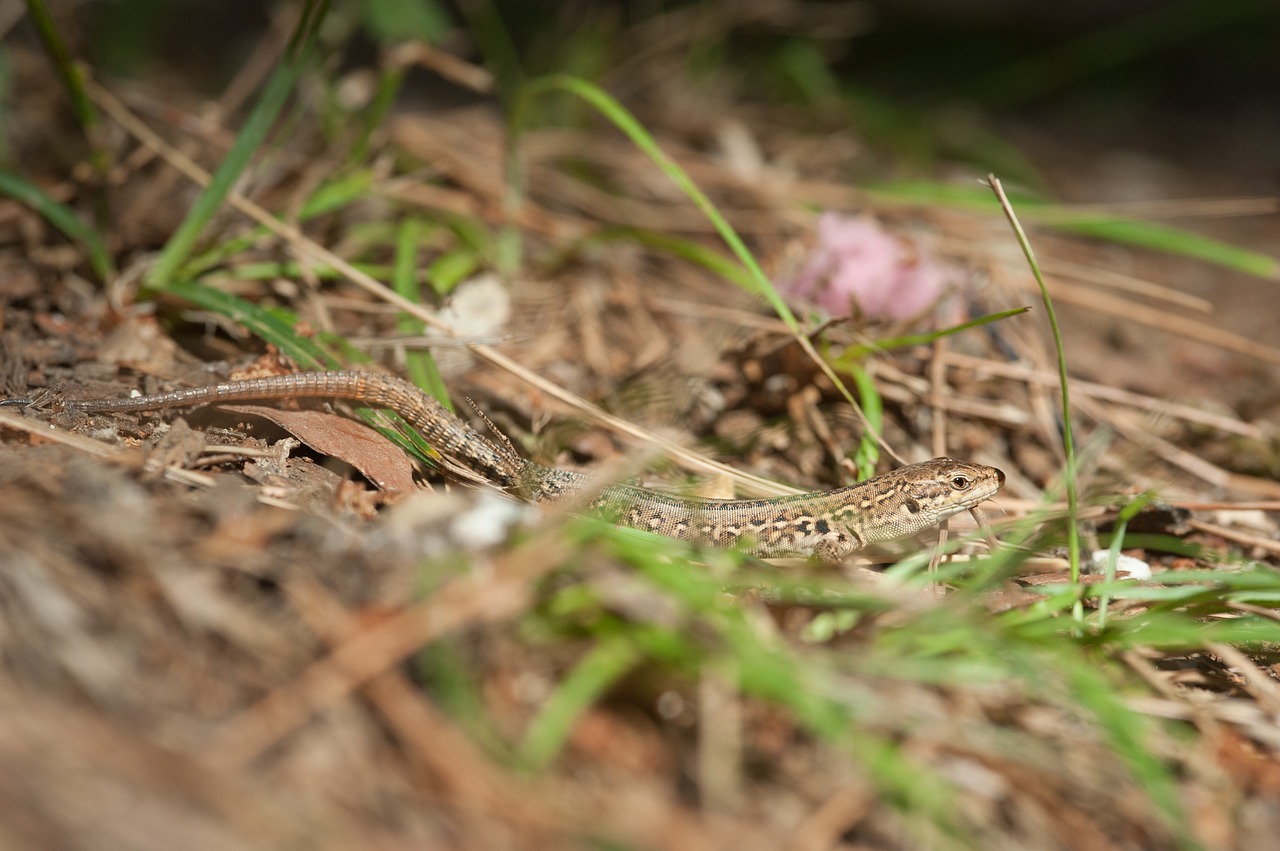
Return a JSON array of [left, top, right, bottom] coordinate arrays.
[[222, 405, 418, 497]]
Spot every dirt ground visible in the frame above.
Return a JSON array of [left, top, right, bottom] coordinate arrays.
[[2, 4, 1280, 850]]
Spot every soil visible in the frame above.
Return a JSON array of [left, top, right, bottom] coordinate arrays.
[[2, 5, 1279, 850]]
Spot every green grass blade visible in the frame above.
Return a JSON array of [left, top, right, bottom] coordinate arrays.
[[518, 631, 642, 770], [426, 250, 479, 297], [1052, 217, 1279, 278], [362, 0, 452, 45], [24, 0, 103, 166], [989, 175, 1083, 613], [0, 170, 115, 281], [510, 74, 914, 454], [518, 74, 800, 332], [161, 279, 334, 368], [1063, 656, 1196, 847], [1095, 492, 1157, 629], [848, 366, 882, 478], [833, 306, 1031, 366], [182, 170, 378, 279], [393, 218, 453, 410], [870, 181, 1279, 280], [147, 11, 322, 289], [454, 1, 524, 104], [868, 181, 1041, 211], [584, 227, 761, 290], [205, 261, 397, 283]]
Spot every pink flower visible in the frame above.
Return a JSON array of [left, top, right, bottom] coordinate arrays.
[[782, 213, 945, 320]]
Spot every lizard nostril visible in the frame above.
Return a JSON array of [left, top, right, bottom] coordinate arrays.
[[996, 469, 1006, 486]]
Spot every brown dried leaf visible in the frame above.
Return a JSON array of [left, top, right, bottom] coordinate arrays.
[[222, 405, 417, 498]]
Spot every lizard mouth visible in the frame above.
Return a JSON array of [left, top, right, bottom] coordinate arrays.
[[975, 477, 1004, 506]]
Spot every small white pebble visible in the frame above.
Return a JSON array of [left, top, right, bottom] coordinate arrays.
[[1088, 550, 1152, 580], [448, 492, 529, 549], [1208, 508, 1275, 534], [376, 490, 531, 559]]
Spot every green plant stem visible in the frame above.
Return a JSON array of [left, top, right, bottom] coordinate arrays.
[[988, 174, 1083, 615], [508, 74, 911, 460], [147, 0, 328, 289]]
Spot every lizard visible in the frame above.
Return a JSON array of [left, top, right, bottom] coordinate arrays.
[[2, 370, 1004, 562]]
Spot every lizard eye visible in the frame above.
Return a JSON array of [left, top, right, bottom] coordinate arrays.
[[950, 475, 971, 490]]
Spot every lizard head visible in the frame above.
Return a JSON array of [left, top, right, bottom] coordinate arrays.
[[854, 456, 1004, 546], [896, 456, 1004, 522]]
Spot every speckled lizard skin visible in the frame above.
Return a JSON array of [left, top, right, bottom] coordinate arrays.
[[5, 370, 1004, 562]]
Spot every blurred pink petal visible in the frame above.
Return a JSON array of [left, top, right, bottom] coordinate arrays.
[[781, 213, 946, 320]]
